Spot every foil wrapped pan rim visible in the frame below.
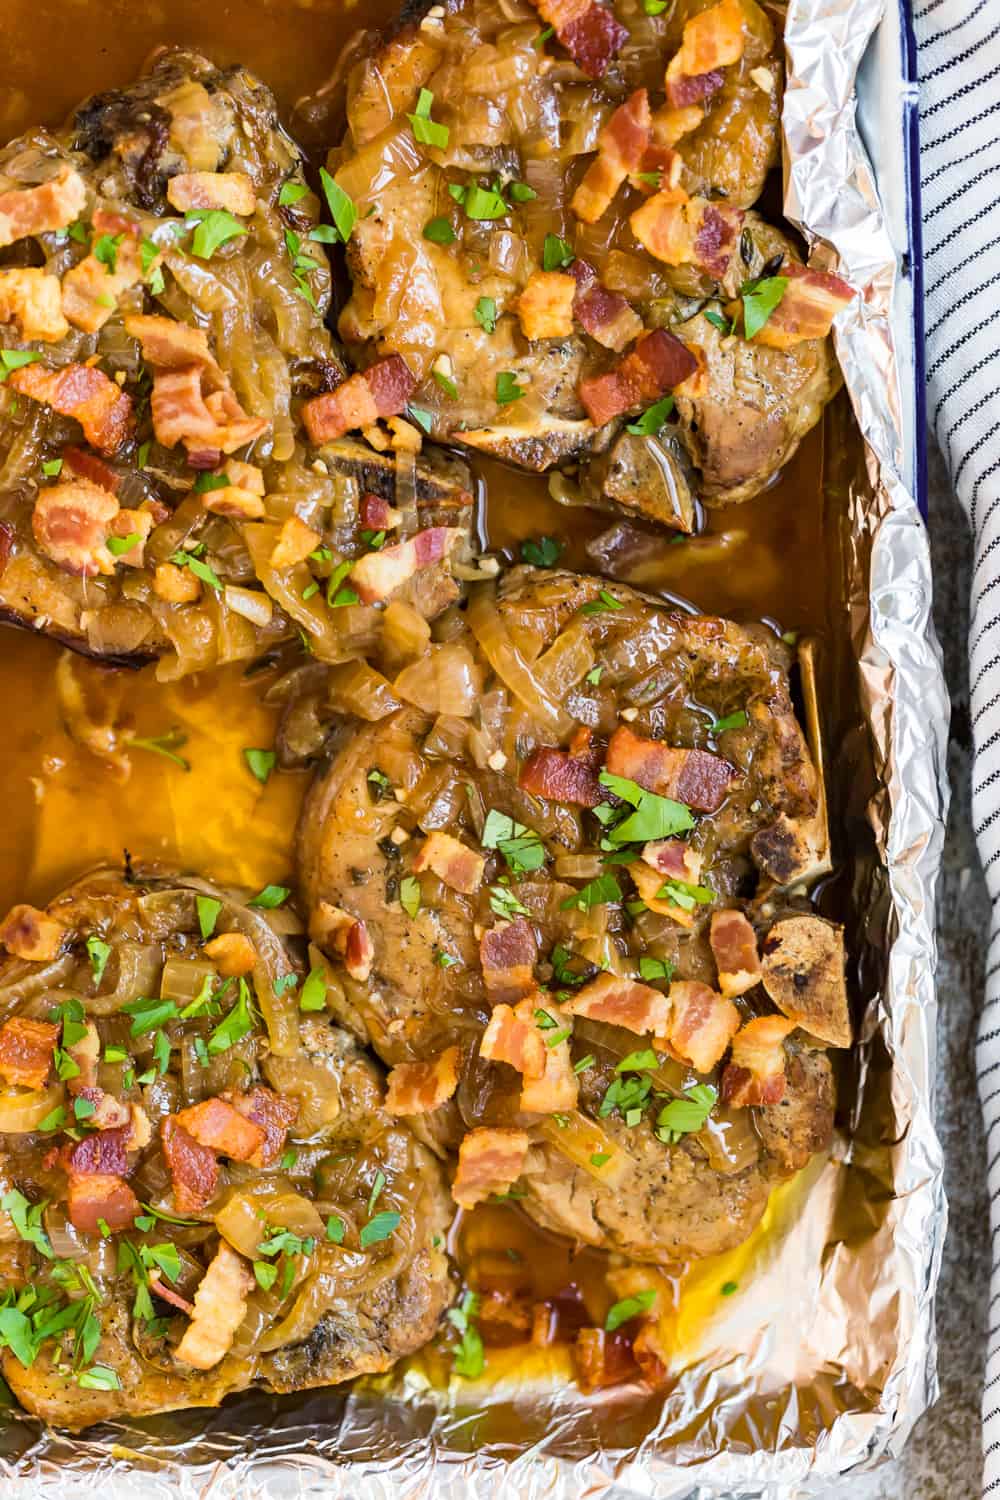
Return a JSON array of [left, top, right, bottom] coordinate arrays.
[[2, 0, 949, 1493]]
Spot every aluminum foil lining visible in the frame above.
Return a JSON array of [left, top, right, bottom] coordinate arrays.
[[0, 0, 949, 1493]]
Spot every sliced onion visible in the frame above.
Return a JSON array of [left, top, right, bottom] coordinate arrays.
[[538, 1111, 629, 1187], [0, 1083, 64, 1133], [86, 942, 162, 1016], [467, 582, 572, 734], [225, 585, 274, 628], [326, 660, 403, 721], [394, 643, 483, 717], [535, 623, 595, 701], [160, 957, 217, 1005]]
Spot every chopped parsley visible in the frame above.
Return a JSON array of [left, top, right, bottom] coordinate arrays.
[[1, 1190, 53, 1259], [107, 531, 141, 557], [655, 1083, 717, 1143], [447, 1289, 485, 1379], [741, 273, 789, 339], [615, 1048, 660, 1073], [721, 1280, 739, 1297], [626, 395, 674, 436], [580, 588, 624, 616], [474, 295, 498, 334], [432, 368, 458, 400], [279, 181, 310, 207], [423, 216, 457, 245], [407, 88, 450, 150], [481, 808, 545, 874], [597, 771, 695, 845], [93, 232, 124, 273], [41, 458, 62, 477], [206, 977, 256, 1055], [359, 1209, 401, 1248], [169, 548, 222, 592], [605, 1288, 656, 1331], [367, 1170, 387, 1215], [520, 534, 562, 567], [560, 873, 621, 912], [299, 967, 328, 1012], [196, 895, 221, 940], [126, 726, 190, 770], [638, 955, 674, 983], [656, 877, 714, 911], [186, 209, 248, 260], [248, 884, 290, 908], [495, 370, 525, 405], [704, 308, 733, 336], [326, 1214, 346, 1244], [121, 995, 177, 1037], [585, 665, 604, 685], [507, 180, 537, 203], [542, 233, 574, 271], [488, 885, 531, 920], [434, 949, 460, 969], [86, 934, 111, 985], [319, 168, 357, 243], [573, 1054, 595, 1074], [400, 875, 422, 919], [0, 349, 42, 381], [711, 710, 748, 734], [244, 747, 277, 784], [408, 405, 434, 434]]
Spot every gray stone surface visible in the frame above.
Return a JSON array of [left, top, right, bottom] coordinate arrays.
[[841, 438, 990, 1499]]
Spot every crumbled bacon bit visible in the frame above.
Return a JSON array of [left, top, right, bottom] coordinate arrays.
[[173, 1097, 266, 1162], [452, 1126, 530, 1209], [411, 830, 485, 895], [166, 171, 256, 215], [667, 980, 740, 1072], [665, 0, 745, 92], [0, 268, 68, 342], [201, 483, 265, 520], [720, 1014, 796, 1106], [529, 0, 628, 78], [62, 446, 121, 494], [227, 1085, 298, 1167], [62, 233, 147, 334], [631, 861, 694, 925], [641, 839, 701, 882], [518, 746, 602, 807], [710, 909, 761, 998], [666, 67, 725, 110], [175, 1242, 254, 1371], [578, 328, 699, 427], [66, 1172, 140, 1234], [632, 1320, 671, 1386], [10, 363, 133, 454], [384, 1046, 461, 1115], [61, 1125, 131, 1177], [480, 919, 537, 1004], [606, 725, 734, 812], [0, 164, 87, 248], [0, 1016, 58, 1089], [562, 971, 672, 1037], [630, 190, 743, 281], [302, 355, 417, 444], [125, 313, 268, 457], [0, 902, 66, 961], [572, 89, 650, 224], [740, 262, 854, 349], [351, 526, 465, 605], [481, 1002, 547, 1079], [66, 1022, 99, 1091], [162, 1117, 219, 1214], [108, 506, 154, 568], [309, 901, 375, 981], [360, 493, 402, 531], [518, 1001, 578, 1112], [270, 515, 321, 570], [203, 931, 257, 976], [154, 560, 202, 603], [86, 1088, 132, 1130], [573, 1327, 641, 1391], [516, 271, 577, 341], [31, 479, 120, 577], [568, 261, 644, 352]]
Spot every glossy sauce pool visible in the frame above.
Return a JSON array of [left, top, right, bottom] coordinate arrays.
[[0, 0, 866, 1393]]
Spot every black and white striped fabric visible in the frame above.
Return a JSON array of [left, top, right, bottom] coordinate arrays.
[[914, 1, 1000, 1490]]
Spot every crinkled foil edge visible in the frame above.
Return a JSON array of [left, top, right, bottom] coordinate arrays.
[[2, 0, 948, 1494]]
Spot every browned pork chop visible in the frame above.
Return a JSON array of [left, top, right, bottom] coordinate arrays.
[[298, 567, 845, 1262], [0, 869, 453, 1428], [327, 0, 847, 518], [0, 50, 475, 676]]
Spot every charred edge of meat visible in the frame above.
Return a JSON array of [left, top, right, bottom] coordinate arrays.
[[72, 93, 172, 210]]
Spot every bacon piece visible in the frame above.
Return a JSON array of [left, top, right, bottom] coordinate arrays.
[[10, 363, 133, 454], [384, 1046, 461, 1115], [309, 901, 375, 982], [573, 1328, 641, 1391], [108, 506, 155, 568], [480, 919, 537, 1004], [78, 1086, 132, 1130], [166, 171, 256, 215], [606, 726, 734, 812], [360, 493, 402, 531], [572, 89, 650, 224], [667, 980, 740, 1072], [630, 191, 743, 281], [517, 1001, 578, 1113], [351, 526, 464, 604], [0, 165, 87, 248], [517, 271, 577, 340], [203, 932, 257, 976], [175, 1242, 253, 1370], [270, 515, 321, 569], [562, 971, 671, 1037], [0, 1016, 58, 1089], [531, 0, 629, 79], [174, 1097, 266, 1162], [32, 479, 120, 577], [162, 1117, 219, 1213], [710, 909, 761, 998], [632, 853, 691, 932], [665, 0, 745, 90], [125, 313, 267, 457], [720, 1015, 796, 1106], [632, 1320, 670, 1387], [203, 484, 265, 519], [481, 1003, 547, 1080], [66, 1021, 99, 1092], [640, 839, 702, 883], [567, 261, 644, 353], [62, 446, 121, 494], [666, 68, 725, 109], [154, 561, 202, 603], [0, 268, 68, 342], [125, 313, 215, 370], [302, 355, 417, 444], [650, 103, 705, 150], [62, 234, 147, 334], [744, 262, 854, 350], [227, 1085, 298, 1168], [0, 902, 66, 961], [61, 1126, 131, 1178], [66, 1173, 140, 1233], [578, 328, 699, 427], [411, 830, 485, 895], [452, 1126, 530, 1209], [518, 746, 602, 807]]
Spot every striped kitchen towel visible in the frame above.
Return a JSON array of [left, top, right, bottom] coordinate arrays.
[[914, 0, 1000, 1490]]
